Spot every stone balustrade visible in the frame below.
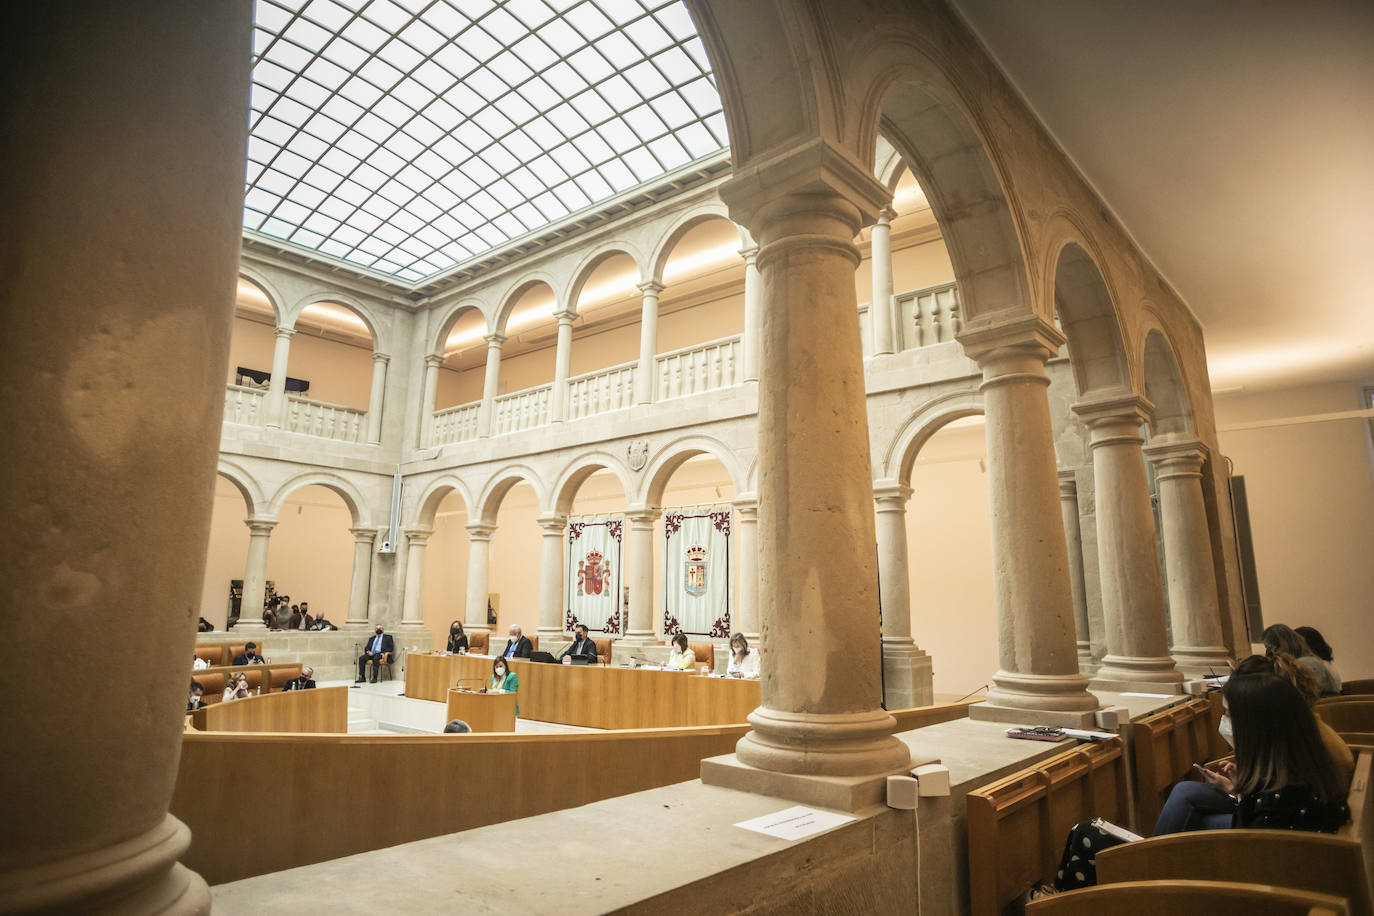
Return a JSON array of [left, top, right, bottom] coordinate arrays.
[[432, 402, 479, 446], [223, 384, 267, 426], [567, 361, 637, 420], [492, 384, 552, 435], [283, 395, 367, 443], [655, 335, 742, 401]]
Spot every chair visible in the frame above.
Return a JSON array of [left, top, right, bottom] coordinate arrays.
[[266, 664, 304, 691], [1094, 830, 1371, 916], [1317, 698, 1374, 735], [193, 645, 225, 667], [689, 641, 714, 673], [1343, 679, 1374, 697], [1025, 879, 1349, 915], [527, 635, 539, 653], [194, 672, 227, 704], [593, 637, 613, 665], [468, 631, 489, 655]]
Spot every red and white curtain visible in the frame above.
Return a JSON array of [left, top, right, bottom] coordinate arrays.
[[662, 504, 732, 637], [565, 514, 624, 634]]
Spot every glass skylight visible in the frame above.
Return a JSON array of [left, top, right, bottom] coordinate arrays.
[[246, 0, 729, 283]]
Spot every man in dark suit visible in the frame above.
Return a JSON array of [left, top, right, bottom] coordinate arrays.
[[357, 627, 394, 683], [310, 614, 338, 631], [283, 666, 315, 691], [559, 624, 597, 663], [500, 624, 532, 659], [232, 642, 265, 665]]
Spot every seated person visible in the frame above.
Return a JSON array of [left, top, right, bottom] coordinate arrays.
[[446, 620, 469, 654], [283, 666, 316, 691], [481, 656, 519, 715], [310, 613, 337, 631], [187, 681, 206, 711], [356, 627, 393, 683], [559, 624, 597, 663], [197, 617, 214, 632], [1263, 623, 1341, 697], [261, 609, 275, 628], [667, 633, 697, 671], [232, 642, 265, 665], [726, 633, 760, 678], [443, 719, 472, 734], [500, 624, 532, 659], [1296, 624, 1342, 694], [286, 604, 303, 629], [223, 673, 252, 702], [192, 651, 210, 671]]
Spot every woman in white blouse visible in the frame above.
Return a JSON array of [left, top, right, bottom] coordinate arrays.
[[726, 633, 760, 679]]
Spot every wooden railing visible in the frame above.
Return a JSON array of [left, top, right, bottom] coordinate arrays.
[[655, 335, 742, 400], [492, 383, 552, 434], [222, 384, 266, 426], [431, 401, 478, 445], [567, 361, 636, 419], [1130, 696, 1219, 831]]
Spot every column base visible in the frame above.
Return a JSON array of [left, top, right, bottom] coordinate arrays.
[[699, 750, 931, 813], [0, 815, 210, 914], [535, 626, 566, 645], [232, 619, 267, 633], [615, 631, 662, 648], [1170, 645, 1233, 679], [733, 706, 912, 778], [978, 670, 1102, 725], [1090, 654, 1185, 694], [881, 639, 934, 710], [343, 618, 369, 627]]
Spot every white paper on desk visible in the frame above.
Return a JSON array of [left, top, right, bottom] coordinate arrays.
[[734, 806, 856, 842], [1120, 691, 1174, 698]]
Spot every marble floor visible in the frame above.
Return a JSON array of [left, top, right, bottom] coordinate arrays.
[[321, 678, 599, 736]]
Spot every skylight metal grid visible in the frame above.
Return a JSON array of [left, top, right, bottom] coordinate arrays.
[[246, 0, 728, 283]]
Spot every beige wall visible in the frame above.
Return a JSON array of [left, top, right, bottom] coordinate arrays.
[[228, 316, 375, 411], [1214, 381, 1374, 679]]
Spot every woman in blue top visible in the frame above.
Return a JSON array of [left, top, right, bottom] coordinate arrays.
[[482, 655, 519, 716]]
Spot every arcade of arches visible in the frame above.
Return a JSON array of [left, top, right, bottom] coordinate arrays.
[[7, 2, 1370, 913]]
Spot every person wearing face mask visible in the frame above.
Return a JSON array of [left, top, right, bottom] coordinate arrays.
[[446, 620, 468, 654], [482, 656, 519, 716], [725, 633, 759, 678], [356, 626, 394, 684]]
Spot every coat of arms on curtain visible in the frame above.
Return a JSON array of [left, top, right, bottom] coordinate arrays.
[[662, 505, 732, 637], [565, 514, 623, 634]]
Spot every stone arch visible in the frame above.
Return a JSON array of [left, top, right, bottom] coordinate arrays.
[[647, 203, 733, 286], [640, 435, 746, 507], [561, 243, 648, 314], [474, 465, 549, 525], [492, 273, 561, 337], [552, 451, 634, 516], [875, 133, 907, 192], [412, 474, 474, 529], [267, 471, 369, 527], [1045, 231, 1133, 397], [431, 299, 487, 357], [1140, 322, 1195, 440], [216, 459, 264, 519], [881, 391, 986, 485], [237, 267, 287, 327], [287, 290, 385, 354]]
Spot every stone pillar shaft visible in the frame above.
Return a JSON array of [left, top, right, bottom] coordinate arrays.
[[634, 282, 663, 405], [1076, 395, 1183, 691], [620, 508, 659, 644], [874, 482, 914, 643], [536, 514, 567, 640], [477, 334, 505, 438], [400, 528, 431, 627], [419, 354, 442, 447], [958, 317, 1098, 723], [264, 327, 294, 429], [1145, 439, 1230, 673], [347, 528, 376, 626], [870, 207, 896, 357], [732, 495, 759, 640], [236, 520, 277, 633], [365, 353, 388, 445], [464, 523, 495, 634], [1058, 470, 1094, 669], [549, 311, 574, 422], [740, 244, 761, 382]]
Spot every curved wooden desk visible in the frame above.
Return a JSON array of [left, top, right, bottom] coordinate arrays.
[[190, 685, 347, 733]]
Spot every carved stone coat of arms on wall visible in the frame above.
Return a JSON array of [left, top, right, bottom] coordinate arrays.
[[627, 438, 649, 472]]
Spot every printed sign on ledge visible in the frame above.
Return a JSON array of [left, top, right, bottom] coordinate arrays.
[[662, 504, 732, 637], [564, 514, 624, 635]]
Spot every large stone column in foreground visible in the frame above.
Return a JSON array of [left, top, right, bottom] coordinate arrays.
[[1075, 395, 1184, 693], [958, 317, 1100, 725], [1144, 438, 1232, 676], [0, 3, 251, 911], [710, 154, 910, 782]]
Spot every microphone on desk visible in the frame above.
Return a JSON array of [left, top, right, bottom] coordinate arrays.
[[454, 677, 486, 692], [628, 655, 651, 667]]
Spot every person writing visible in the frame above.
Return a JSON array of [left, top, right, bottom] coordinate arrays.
[[559, 624, 597, 663], [481, 656, 519, 715], [667, 633, 697, 671], [446, 620, 468, 654], [726, 633, 759, 678], [283, 666, 316, 691]]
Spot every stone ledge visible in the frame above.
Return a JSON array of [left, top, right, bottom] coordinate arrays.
[[699, 752, 933, 813]]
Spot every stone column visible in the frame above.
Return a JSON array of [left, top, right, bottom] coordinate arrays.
[[714, 170, 911, 781], [365, 352, 389, 445], [536, 514, 568, 642], [869, 207, 897, 357], [549, 310, 575, 422], [418, 353, 442, 447], [399, 528, 431, 628], [463, 523, 496, 634], [634, 281, 663, 405], [1074, 394, 1183, 692], [874, 481, 934, 709], [957, 317, 1099, 725], [740, 244, 761, 382], [476, 333, 505, 438], [235, 519, 277, 634], [1058, 470, 1095, 671], [619, 508, 660, 646], [346, 527, 376, 626], [1143, 439, 1231, 675], [732, 495, 760, 640], [0, 4, 249, 910], [263, 326, 295, 429]]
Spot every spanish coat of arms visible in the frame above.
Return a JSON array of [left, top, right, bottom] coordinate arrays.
[[577, 550, 612, 596]]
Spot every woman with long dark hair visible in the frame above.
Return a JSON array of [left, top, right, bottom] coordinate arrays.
[[1295, 625, 1341, 693], [1262, 623, 1340, 697], [446, 620, 468, 654]]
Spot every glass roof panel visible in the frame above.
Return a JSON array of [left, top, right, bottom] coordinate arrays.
[[246, 0, 727, 281]]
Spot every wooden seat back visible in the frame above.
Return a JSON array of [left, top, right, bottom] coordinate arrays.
[[194, 645, 226, 667], [1095, 829, 1371, 916], [1342, 679, 1374, 697], [1130, 696, 1215, 831], [593, 637, 612, 665], [193, 672, 227, 704], [1339, 751, 1373, 896], [1025, 879, 1350, 915], [224, 642, 268, 663], [468, 631, 488, 655], [266, 664, 305, 690], [689, 641, 714, 672], [966, 739, 1127, 916], [1317, 698, 1374, 735], [527, 635, 539, 653]]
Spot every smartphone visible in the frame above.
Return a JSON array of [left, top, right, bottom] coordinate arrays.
[[1191, 763, 1211, 778]]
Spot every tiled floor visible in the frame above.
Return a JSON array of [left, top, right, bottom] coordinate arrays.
[[322, 679, 600, 735]]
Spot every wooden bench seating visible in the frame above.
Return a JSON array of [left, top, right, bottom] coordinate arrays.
[[1340, 750, 1373, 897], [966, 739, 1128, 916], [1318, 698, 1374, 736], [188, 663, 302, 704], [194, 641, 271, 666], [1025, 879, 1349, 915], [1094, 829, 1371, 916], [1343, 679, 1374, 697], [1130, 696, 1217, 831]]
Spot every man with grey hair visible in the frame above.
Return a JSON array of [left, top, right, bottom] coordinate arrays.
[[283, 666, 315, 690], [499, 624, 532, 659], [442, 719, 471, 734]]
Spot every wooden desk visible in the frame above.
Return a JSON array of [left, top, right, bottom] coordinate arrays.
[[446, 688, 517, 732], [191, 685, 347, 733], [405, 653, 760, 728]]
